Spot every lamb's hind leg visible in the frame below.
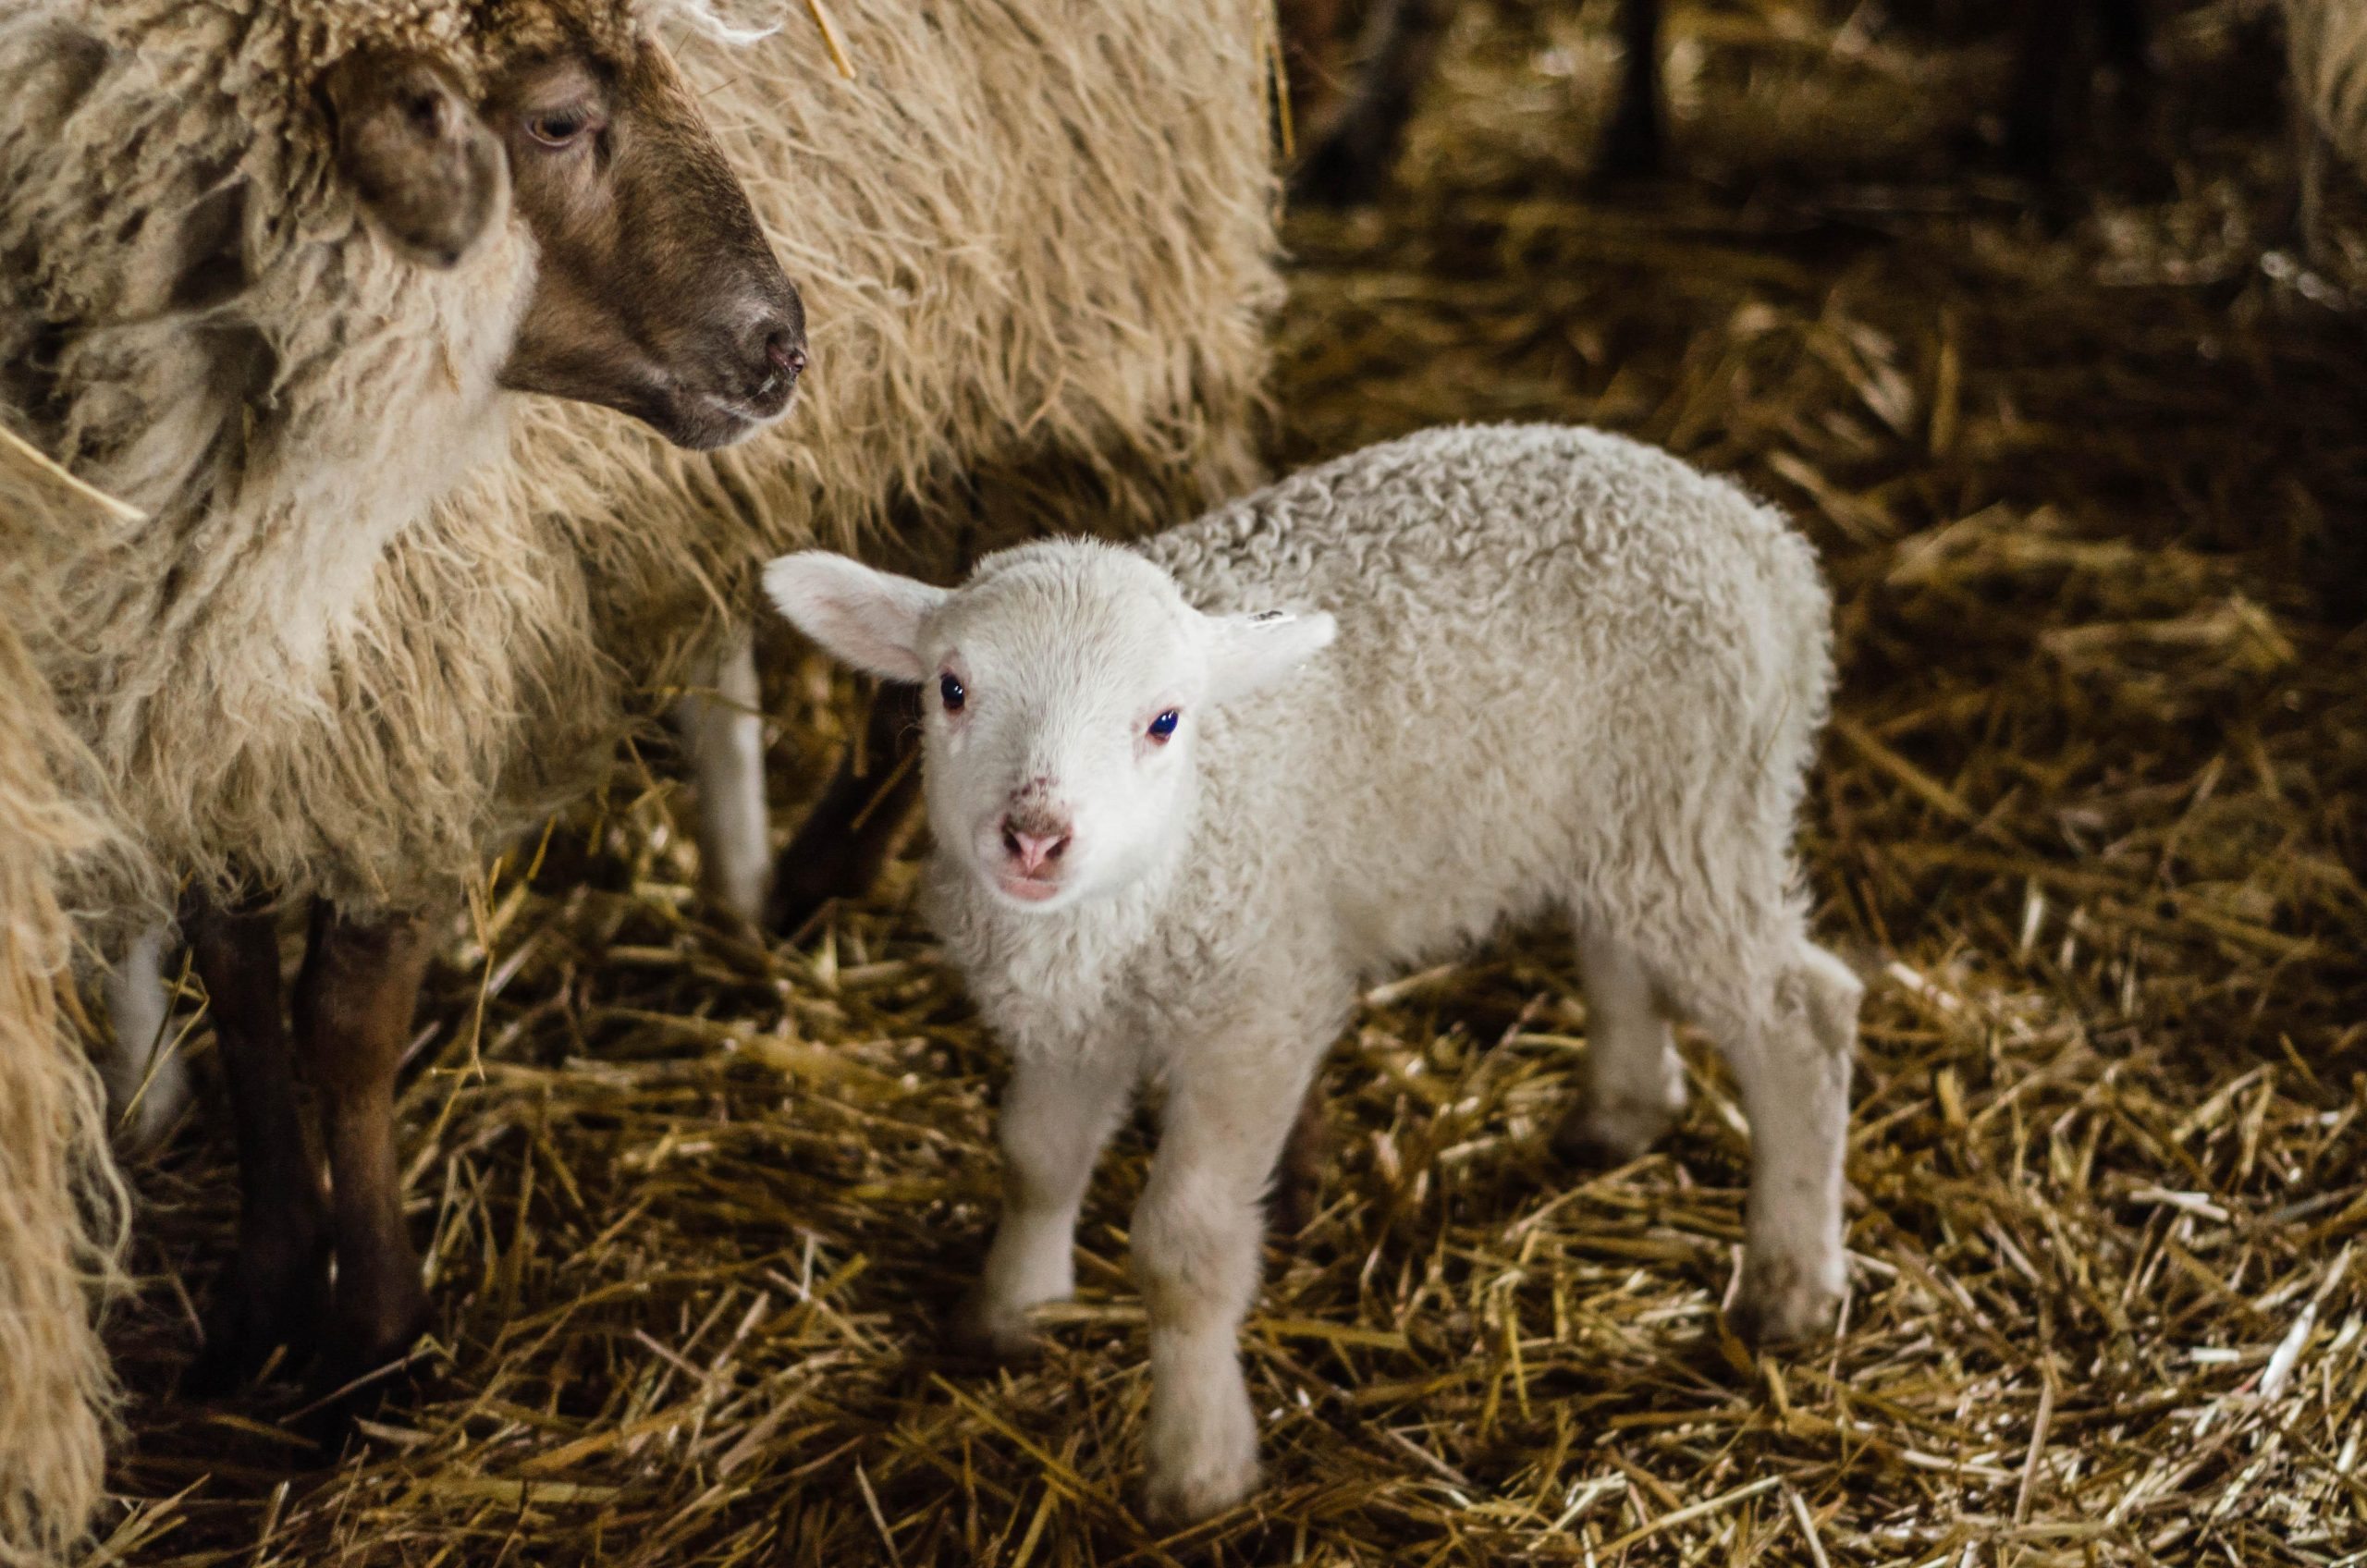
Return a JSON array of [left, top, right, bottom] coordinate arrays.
[[1707, 942, 1860, 1346], [1555, 927, 1686, 1166], [294, 900, 436, 1406], [100, 920, 191, 1155]]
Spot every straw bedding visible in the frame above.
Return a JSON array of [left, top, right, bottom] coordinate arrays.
[[98, 1, 2367, 1562]]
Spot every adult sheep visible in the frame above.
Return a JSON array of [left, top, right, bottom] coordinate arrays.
[[4, 0, 803, 1544], [41, 0, 1282, 1429]]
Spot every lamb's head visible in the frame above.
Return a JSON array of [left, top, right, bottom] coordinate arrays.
[[766, 544, 1336, 913], [331, 0, 808, 449]]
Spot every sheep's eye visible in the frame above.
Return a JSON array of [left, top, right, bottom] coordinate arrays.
[[1147, 708, 1179, 743], [523, 108, 596, 147], [938, 674, 966, 713]]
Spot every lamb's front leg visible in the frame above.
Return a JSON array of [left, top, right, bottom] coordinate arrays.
[[1133, 1052, 1309, 1527], [955, 1047, 1135, 1359]]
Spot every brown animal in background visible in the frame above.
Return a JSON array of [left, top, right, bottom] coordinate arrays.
[[1283, 0, 2152, 205]]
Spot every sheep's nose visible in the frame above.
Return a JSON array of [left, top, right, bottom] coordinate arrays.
[[764, 330, 806, 380], [1001, 817, 1072, 876], [739, 324, 806, 413]]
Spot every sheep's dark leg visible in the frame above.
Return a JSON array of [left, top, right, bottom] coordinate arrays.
[[294, 900, 435, 1408], [768, 681, 925, 936], [2005, 0, 2152, 182], [1597, 0, 1664, 178], [183, 894, 330, 1395], [2004, 0, 2071, 179], [2097, 0, 2150, 81], [1288, 0, 1459, 208]]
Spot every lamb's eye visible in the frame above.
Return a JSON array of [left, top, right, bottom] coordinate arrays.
[[938, 673, 966, 713], [1147, 708, 1179, 742]]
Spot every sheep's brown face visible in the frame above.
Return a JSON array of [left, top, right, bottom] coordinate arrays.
[[323, 32, 804, 450], [487, 36, 806, 449]]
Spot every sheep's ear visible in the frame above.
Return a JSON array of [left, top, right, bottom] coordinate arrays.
[[763, 553, 947, 682], [1204, 608, 1336, 705], [323, 48, 507, 268]]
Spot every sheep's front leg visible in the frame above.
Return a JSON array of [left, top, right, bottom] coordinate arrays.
[[1133, 1054, 1307, 1527], [182, 896, 329, 1395], [294, 900, 436, 1406], [954, 1047, 1135, 1359], [673, 625, 772, 922]]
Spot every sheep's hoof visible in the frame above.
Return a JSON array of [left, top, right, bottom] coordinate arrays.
[[302, 1297, 434, 1445], [1728, 1251, 1843, 1349], [947, 1294, 1045, 1365], [184, 1227, 331, 1397], [1551, 1096, 1676, 1169]]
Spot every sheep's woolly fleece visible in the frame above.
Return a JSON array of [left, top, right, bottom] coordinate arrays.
[[2, 0, 1279, 919], [0, 442, 131, 1568]]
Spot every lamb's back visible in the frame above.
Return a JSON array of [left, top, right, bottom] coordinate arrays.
[[1147, 424, 1833, 974]]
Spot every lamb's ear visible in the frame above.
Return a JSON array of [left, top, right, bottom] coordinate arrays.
[[323, 48, 506, 268], [763, 553, 947, 682], [1204, 608, 1337, 705]]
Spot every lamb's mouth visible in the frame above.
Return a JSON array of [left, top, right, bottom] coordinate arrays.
[[993, 872, 1064, 905]]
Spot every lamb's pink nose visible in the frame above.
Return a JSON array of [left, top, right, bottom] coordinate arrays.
[[1001, 817, 1072, 876]]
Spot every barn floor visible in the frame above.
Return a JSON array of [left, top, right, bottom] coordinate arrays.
[[99, 2, 2367, 1562]]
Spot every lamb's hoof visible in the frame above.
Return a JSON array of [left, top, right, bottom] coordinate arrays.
[[1729, 1252, 1843, 1349], [1141, 1447, 1260, 1532], [1142, 1388, 1260, 1530], [947, 1294, 1045, 1366], [1551, 1096, 1676, 1169]]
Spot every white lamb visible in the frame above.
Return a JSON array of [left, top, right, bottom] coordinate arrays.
[[763, 423, 1862, 1525]]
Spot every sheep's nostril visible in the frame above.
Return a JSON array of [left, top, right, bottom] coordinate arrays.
[[764, 330, 806, 380], [1001, 825, 1023, 859], [1043, 835, 1068, 862]]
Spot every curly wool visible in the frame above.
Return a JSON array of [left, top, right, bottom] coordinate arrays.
[[932, 424, 1837, 1051]]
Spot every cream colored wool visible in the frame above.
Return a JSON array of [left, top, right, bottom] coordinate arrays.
[[6, 0, 1279, 917], [0, 449, 134, 1568]]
